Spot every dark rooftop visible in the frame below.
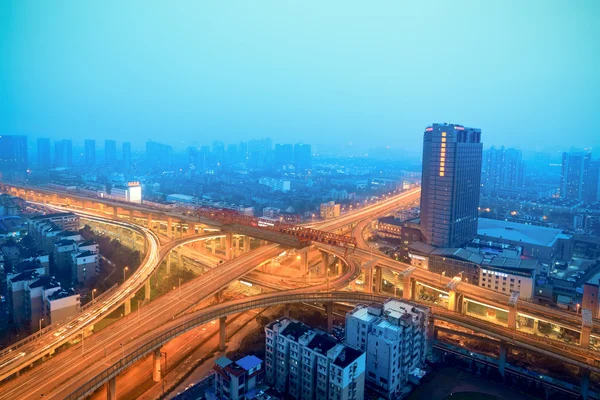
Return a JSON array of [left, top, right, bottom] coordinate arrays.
[[306, 332, 337, 354], [332, 346, 364, 368]]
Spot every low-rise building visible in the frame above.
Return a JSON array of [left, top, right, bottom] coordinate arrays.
[[320, 201, 340, 220], [477, 218, 573, 264], [259, 178, 291, 192], [45, 288, 80, 323], [345, 300, 429, 399], [71, 250, 100, 284], [211, 355, 265, 400], [479, 258, 539, 299]]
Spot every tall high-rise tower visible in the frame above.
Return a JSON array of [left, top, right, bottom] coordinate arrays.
[[105, 139, 117, 166], [122, 142, 131, 172], [560, 151, 593, 201], [0, 135, 28, 175], [84, 139, 96, 167], [37, 138, 51, 169], [420, 123, 482, 248]]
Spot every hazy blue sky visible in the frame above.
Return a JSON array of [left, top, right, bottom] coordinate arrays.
[[1, 1, 599, 152]]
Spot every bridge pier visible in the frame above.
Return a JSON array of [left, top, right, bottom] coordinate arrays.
[[145, 279, 151, 301], [177, 250, 184, 269], [374, 266, 383, 294], [167, 217, 173, 238], [147, 214, 153, 230], [225, 232, 233, 260], [499, 342, 508, 377], [99, 203, 105, 214], [211, 239, 217, 255], [581, 308, 593, 348], [581, 368, 590, 400], [400, 268, 415, 300], [113, 207, 118, 219], [325, 302, 333, 333], [216, 289, 225, 303], [448, 290, 458, 312], [284, 304, 291, 318], [106, 377, 116, 400], [321, 251, 329, 274], [124, 298, 131, 316], [152, 349, 162, 382], [364, 265, 373, 294], [244, 236, 251, 252], [129, 209, 134, 221], [219, 316, 227, 351], [507, 291, 519, 330], [165, 253, 171, 275]]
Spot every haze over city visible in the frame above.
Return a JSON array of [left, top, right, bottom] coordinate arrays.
[[3, 2, 600, 400], [2, 1, 599, 153]]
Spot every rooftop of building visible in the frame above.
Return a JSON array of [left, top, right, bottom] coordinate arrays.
[[378, 215, 403, 227], [306, 332, 337, 355], [47, 288, 78, 301], [10, 269, 41, 282], [74, 250, 97, 258], [268, 318, 311, 341], [236, 355, 262, 371], [14, 259, 44, 273], [57, 230, 80, 237], [477, 218, 571, 247], [78, 240, 97, 247], [30, 212, 77, 220], [29, 275, 60, 290], [54, 239, 76, 247], [331, 345, 364, 369], [409, 241, 484, 264]]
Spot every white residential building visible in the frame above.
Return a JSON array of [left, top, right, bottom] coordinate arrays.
[[345, 300, 430, 399], [259, 177, 291, 192], [265, 317, 365, 400]]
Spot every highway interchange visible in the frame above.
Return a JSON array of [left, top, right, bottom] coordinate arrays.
[[0, 185, 598, 399]]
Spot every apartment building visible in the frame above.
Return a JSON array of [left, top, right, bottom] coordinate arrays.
[[345, 299, 430, 399], [265, 317, 365, 400]]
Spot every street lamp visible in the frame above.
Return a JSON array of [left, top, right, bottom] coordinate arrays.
[[39, 318, 44, 332], [123, 266, 129, 283], [576, 303, 581, 314], [92, 288, 97, 303]]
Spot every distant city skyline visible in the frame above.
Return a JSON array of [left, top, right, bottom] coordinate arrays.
[[2, 2, 599, 152]]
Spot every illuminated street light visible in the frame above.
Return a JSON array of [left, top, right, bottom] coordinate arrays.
[[92, 288, 97, 303], [123, 266, 129, 282]]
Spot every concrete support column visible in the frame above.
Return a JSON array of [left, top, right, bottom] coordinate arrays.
[[533, 319, 539, 334], [106, 377, 116, 400], [427, 317, 435, 355], [374, 266, 383, 294], [499, 342, 508, 377], [301, 250, 309, 276], [507, 306, 517, 330], [321, 251, 329, 273], [166, 253, 171, 275], [190, 224, 196, 236], [147, 214, 153, 230], [124, 298, 131, 316], [211, 239, 216, 255], [177, 250, 184, 269], [364, 266, 373, 294], [284, 304, 291, 318], [219, 316, 227, 351], [403, 277, 413, 300], [98, 203, 105, 214], [216, 289, 225, 303], [152, 349, 162, 382], [448, 290, 458, 312], [234, 237, 240, 257], [326, 302, 334, 333], [581, 368, 590, 400], [145, 279, 151, 301], [581, 308, 593, 348], [244, 236, 251, 252], [113, 207, 119, 219], [129, 210, 135, 221], [167, 217, 173, 238], [225, 232, 233, 260]]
